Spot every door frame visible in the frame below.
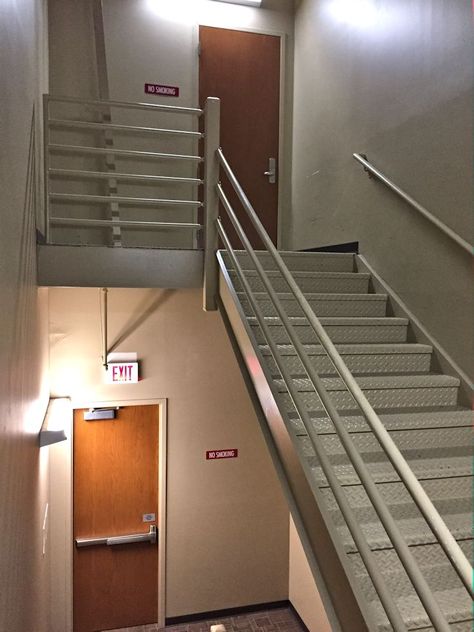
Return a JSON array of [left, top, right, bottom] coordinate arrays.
[[48, 398, 168, 632], [194, 23, 289, 248]]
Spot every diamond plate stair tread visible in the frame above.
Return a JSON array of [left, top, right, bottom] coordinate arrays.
[[249, 316, 409, 344], [221, 250, 355, 271], [298, 426, 471, 459], [275, 374, 460, 392], [368, 588, 473, 632], [336, 512, 472, 553], [312, 456, 472, 487], [229, 270, 370, 293], [260, 343, 432, 357], [276, 374, 460, 411], [288, 409, 473, 435], [261, 343, 433, 376], [321, 476, 472, 511], [238, 291, 388, 317]]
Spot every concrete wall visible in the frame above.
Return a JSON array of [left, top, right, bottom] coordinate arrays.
[[0, 0, 50, 630], [291, 0, 473, 377], [48, 287, 289, 617]]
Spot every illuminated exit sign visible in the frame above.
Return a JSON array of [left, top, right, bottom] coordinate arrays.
[[106, 362, 139, 384]]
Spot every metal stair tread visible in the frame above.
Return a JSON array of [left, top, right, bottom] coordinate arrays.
[[368, 587, 473, 631], [337, 512, 472, 553], [275, 373, 460, 392], [312, 456, 473, 487], [288, 409, 473, 435], [248, 315, 408, 326], [259, 342, 433, 357], [238, 290, 386, 302], [229, 269, 369, 280]]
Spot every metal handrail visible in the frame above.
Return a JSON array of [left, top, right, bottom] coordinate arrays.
[[48, 169, 203, 185], [353, 153, 472, 254], [214, 149, 473, 629], [49, 118, 203, 138], [50, 218, 202, 231], [217, 217, 409, 632], [217, 147, 473, 598], [49, 193, 202, 207], [46, 94, 203, 116], [48, 143, 202, 162]]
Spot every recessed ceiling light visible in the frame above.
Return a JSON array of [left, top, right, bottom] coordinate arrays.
[[211, 0, 263, 7]]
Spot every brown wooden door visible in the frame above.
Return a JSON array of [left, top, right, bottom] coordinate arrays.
[[73, 405, 159, 632], [199, 26, 280, 248]]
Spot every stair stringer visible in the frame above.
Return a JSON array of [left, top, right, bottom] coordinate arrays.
[[218, 259, 377, 632]]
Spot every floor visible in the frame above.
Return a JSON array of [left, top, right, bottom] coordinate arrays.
[[105, 606, 306, 632]]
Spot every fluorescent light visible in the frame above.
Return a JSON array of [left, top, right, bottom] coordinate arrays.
[[211, 0, 263, 7]]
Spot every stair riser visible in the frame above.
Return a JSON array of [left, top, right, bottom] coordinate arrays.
[[231, 274, 369, 294], [264, 351, 431, 376], [223, 252, 355, 272], [251, 323, 408, 344], [239, 296, 387, 317], [280, 385, 459, 412]]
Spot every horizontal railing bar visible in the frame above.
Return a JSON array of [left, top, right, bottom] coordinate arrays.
[[216, 216, 409, 632], [50, 217, 202, 230], [45, 93, 203, 116], [49, 118, 203, 139], [353, 153, 472, 255], [48, 169, 203, 185], [49, 192, 202, 207], [48, 143, 203, 162], [217, 147, 473, 599]]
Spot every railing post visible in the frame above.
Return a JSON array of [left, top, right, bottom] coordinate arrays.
[[203, 97, 220, 311]]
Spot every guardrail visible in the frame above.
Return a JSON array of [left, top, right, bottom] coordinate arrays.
[[43, 94, 205, 248], [202, 103, 473, 629]]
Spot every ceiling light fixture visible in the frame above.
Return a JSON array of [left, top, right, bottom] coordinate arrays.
[[211, 0, 263, 7]]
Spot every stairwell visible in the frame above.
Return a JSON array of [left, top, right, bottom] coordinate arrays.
[[218, 250, 472, 632]]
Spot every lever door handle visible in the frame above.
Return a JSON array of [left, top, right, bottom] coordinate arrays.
[[76, 524, 157, 548], [264, 157, 277, 184]]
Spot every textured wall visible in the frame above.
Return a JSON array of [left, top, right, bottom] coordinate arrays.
[[0, 0, 50, 629], [48, 287, 289, 617], [291, 0, 473, 377]]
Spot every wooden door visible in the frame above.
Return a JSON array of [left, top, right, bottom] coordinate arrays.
[[199, 26, 281, 248], [73, 405, 159, 632]]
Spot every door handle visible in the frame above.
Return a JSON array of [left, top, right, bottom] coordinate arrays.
[[75, 524, 157, 548], [264, 157, 277, 184]]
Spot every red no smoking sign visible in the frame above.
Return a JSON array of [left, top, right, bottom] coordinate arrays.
[[206, 449, 239, 460]]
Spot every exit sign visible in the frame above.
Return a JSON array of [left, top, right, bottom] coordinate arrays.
[[106, 362, 139, 384]]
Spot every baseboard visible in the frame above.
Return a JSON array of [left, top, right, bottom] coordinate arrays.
[[299, 241, 359, 254], [165, 600, 290, 625]]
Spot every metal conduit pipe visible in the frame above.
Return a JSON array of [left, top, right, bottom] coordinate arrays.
[[217, 218, 409, 632], [217, 187, 453, 632], [217, 148, 473, 598]]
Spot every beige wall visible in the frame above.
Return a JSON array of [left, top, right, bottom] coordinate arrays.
[[291, 0, 473, 377], [0, 0, 50, 630], [289, 518, 332, 632], [48, 287, 289, 617]]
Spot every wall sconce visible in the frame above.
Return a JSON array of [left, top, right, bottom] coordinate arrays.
[[39, 398, 71, 447], [210, 0, 263, 7]]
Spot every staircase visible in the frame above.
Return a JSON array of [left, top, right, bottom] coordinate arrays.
[[218, 249, 472, 632]]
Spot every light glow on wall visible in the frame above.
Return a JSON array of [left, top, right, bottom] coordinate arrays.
[[145, 0, 262, 24], [327, 0, 380, 28]]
